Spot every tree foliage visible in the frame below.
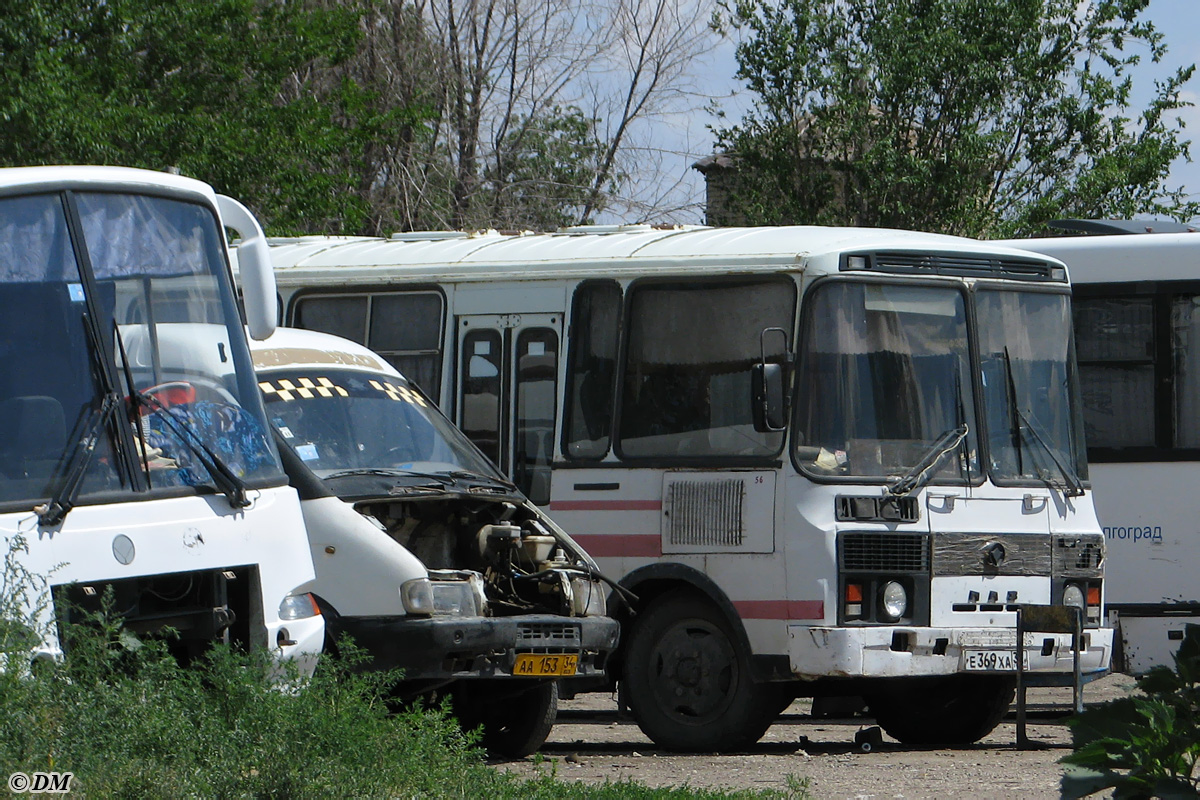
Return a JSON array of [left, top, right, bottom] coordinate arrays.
[[0, 0, 714, 234], [711, 0, 1199, 237]]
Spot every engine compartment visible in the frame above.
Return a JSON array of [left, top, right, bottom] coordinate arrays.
[[356, 495, 598, 618]]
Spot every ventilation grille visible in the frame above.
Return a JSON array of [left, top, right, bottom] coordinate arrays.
[[852, 252, 1060, 282], [840, 532, 930, 572], [667, 479, 745, 547], [516, 623, 581, 650]]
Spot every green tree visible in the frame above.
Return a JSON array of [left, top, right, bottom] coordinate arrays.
[[0, 0, 437, 235], [711, 0, 1198, 237]]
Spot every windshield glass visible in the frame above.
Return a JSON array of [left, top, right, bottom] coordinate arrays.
[[258, 368, 499, 479], [793, 281, 980, 483], [976, 289, 1087, 486], [0, 190, 281, 508]]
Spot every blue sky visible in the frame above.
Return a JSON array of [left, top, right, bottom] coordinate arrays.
[[668, 0, 1200, 223]]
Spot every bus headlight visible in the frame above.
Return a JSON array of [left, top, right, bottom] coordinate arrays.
[[278, 592, 321, 621], [1063, 582, 1086, 611], [880, 581, 908, 621], [569, 576, 606, 617], [400, 578, 435, 615]]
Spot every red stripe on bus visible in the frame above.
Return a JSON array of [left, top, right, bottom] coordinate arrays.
[[570, 534, 662, 558], [734, 600, 825, 620], [549, 500, 663, 512]]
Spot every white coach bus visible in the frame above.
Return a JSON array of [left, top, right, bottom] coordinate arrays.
[[263, 224, 1112, 750], [0, 166, 323, 670], [999, 221, 1200, 673]]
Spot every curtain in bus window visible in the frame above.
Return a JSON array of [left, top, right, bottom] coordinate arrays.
[[368, 293, 444, 403], [618, 279, 794, 459], [0, 194, 114, 504], [794, 281, 976, 480], [76, 192, 280, 489], [295, 295, 369, 344], [1073, 297, 1155, 449], [976, 289, 1085, 482], [1173, 296, 1200, 447], [564, 281, 621, 459]]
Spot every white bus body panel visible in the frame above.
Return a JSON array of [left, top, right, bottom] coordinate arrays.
[[2, 486, 323, 667]]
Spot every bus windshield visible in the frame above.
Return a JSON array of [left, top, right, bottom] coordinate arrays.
[[794, 281, 980, 483], [976, 288, 1086, 490], [259, 368, 499, 480], [0, 191, 282, 509]]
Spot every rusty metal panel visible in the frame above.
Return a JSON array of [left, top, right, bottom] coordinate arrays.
[[932, 533, 1052, 576], [1052, 534, 1105, 578]]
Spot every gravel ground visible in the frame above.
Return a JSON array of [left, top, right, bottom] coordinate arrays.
[[494, 674, 1137, 799]]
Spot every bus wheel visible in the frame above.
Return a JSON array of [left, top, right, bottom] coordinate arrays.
[[461, 680, 558, 759], [865, 675, 1015, 745], [624, 590, 779, 752]]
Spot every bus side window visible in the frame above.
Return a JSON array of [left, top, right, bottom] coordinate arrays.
[[1073, 296, 1155, 449], [294, 295, 368, 345], [564, 281, 621, 459]]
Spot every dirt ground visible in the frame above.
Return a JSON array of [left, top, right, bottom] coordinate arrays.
[[494, 674, 1137, 799]]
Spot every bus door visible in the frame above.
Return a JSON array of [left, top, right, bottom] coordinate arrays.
[[457, 313, 562, 504]]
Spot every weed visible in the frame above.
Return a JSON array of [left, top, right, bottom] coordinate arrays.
[[1061, 624, 1200, 798]]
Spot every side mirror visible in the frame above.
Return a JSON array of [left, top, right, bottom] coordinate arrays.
[[752, 362, 787, 432], [216, 194, 277, 341]]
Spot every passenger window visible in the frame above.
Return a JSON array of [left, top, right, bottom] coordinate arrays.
[[617, 278, 795, 459], [515, 329, 558, 504], [1073, 297, 1155, 448], [294, 295, 368, 344], [564, 281, 621, 459], [369, 293, 444, 404]]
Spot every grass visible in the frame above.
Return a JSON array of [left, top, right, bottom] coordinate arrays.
[[0, 549, 806, 798]]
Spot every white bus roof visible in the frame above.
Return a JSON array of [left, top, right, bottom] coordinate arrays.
[[996, 231, 1200, 284], [266, 225, 1064, 284], [0, 165, 218, 200]]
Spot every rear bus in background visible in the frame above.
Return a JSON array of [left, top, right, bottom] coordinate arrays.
[[0, 166, 322, 670], [999, 221, 1200, 673], [265, 224, 1113, 750]]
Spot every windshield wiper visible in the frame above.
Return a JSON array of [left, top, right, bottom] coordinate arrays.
[[887, 425, 969, 498], [35, 394, 120, 527], [38, 314, 136, 526], [999, 348, 1084, 498]]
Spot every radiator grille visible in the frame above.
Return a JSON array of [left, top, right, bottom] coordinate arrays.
[[667, 479, 745, 547], [840, 532, 930, 572], [516, 623, 581, 650]]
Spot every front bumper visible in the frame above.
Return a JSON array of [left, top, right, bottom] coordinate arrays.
[[788, 624, 1113, 679], [334, 613, 620, 682]]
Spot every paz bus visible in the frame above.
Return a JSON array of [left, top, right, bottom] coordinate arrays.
[[0, 166, 323, 670], [999, 221, 1200, 673], [262, 224, 1112, 750]]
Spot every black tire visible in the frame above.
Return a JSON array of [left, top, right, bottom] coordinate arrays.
[[865, 675, 1016, 745], [457, 681, 558, 759], [624, 590, 781, 752]]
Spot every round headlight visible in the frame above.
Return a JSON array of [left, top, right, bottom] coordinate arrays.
[[1063, 583, 1086, 610], [881, 581, 908, 620]]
